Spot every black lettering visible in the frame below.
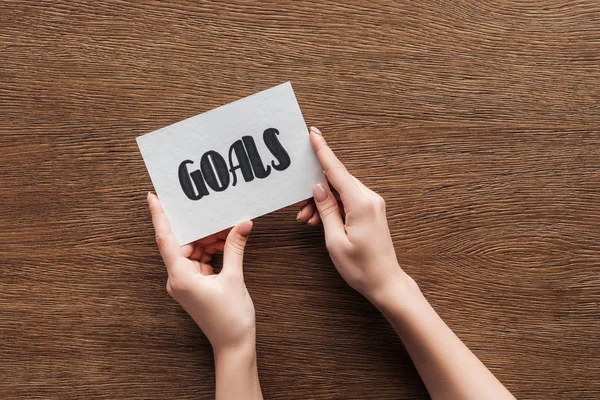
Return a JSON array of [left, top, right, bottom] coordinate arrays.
[[228, 140, 255, 186], [242, 136, 271, 179], [263, 128, 291, 171], [178, 160, 209, 200], [177, 128, 293, 201], [200, 151, 230, 192]]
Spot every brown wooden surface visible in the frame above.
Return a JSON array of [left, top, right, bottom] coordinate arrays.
[[1, 1, 599, 399]]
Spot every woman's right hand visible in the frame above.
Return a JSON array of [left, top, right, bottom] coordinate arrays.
[[303, 127, 416, 304], [301, 128, 514, 400]]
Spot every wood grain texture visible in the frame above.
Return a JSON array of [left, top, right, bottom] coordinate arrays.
[[1, 1, 599, 398]]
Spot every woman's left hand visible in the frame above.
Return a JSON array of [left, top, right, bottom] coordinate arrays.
[[147, 192, 256, 353]]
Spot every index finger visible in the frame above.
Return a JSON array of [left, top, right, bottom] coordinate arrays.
[[309, 128, 361, 204]]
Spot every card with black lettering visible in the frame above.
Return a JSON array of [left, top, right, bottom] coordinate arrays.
[[136, 82, 326, 244]]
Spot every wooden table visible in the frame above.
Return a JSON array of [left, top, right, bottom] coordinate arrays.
[[2, 1, 599, 398]]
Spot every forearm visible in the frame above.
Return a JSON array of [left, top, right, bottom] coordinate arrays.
[[371, 272, 514, 400], [214, 339, 263, 400]]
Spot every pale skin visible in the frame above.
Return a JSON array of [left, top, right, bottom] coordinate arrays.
[[147, 126, 514, 400]]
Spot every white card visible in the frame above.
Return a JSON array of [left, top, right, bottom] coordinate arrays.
[[137, 82, 326, 245]]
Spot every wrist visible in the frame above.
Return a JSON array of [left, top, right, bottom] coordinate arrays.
[[213, 333, 262, 400], [210, 321, 257, 355], [213, 334, 257, 364], [367, 269, 425, 318]]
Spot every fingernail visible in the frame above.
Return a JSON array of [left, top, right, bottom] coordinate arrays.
[[238, 220, 253, 237], [147, 192, 152, 201], [296, 209, 303, 221], [307, 216, 314, 225], [310, 126, 322, 135], [313, 184, 328, 202]]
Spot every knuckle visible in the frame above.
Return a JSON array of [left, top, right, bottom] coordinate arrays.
[[373, 194, 386, 211], [331, 156, 345, 169], [227, 238, 246, 255], [316, 140, 331, 153], [166, 277, 188, 297], [166, 280, 174, 297], [155, 233, 166, 248], [319, 201, 339, 218], [328, 160, 347, 175]]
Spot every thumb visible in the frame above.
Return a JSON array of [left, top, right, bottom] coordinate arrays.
[[312, 183, 347, 246], [222, 220, 253, 276]]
